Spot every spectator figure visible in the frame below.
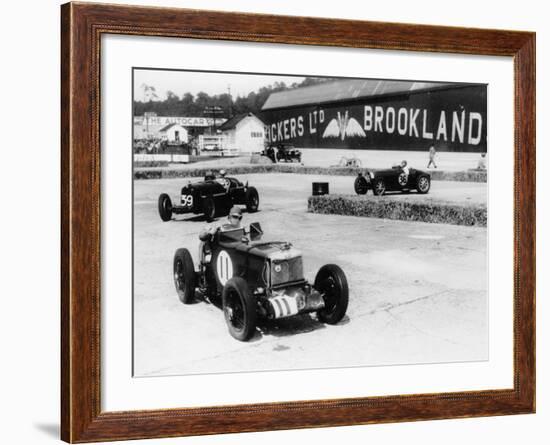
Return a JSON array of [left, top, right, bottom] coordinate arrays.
[[477, 152, 487, 170], [427, 145, 437, 168]]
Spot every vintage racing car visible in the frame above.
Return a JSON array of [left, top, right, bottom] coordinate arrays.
[[330, 156, 363, 168], [263, 143, 302, 163], [354, 164, 431, 196], [158, 174, 259, 222], [173, 223, 349, 341]]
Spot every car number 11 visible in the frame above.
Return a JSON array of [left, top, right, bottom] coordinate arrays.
[[216, 250, 234, 285]]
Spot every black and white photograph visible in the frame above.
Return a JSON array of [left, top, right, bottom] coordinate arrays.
[[132, 68, 488, 377]]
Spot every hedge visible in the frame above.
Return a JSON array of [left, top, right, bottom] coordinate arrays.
[[134, 164, 487, 182], [133, 160, 170, 168], [308, 194, 487, 227]]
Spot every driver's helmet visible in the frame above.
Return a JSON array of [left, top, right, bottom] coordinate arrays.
[[219, 169, 227, 177], [228, 206, 243, 227], [400, 160, 408, 168], [229, 206, 242, 218]]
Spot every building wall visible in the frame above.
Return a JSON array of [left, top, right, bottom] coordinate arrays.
[[162, 125, 188, 143], [224, 117, 265, 153], [262, 85, 487, 152]]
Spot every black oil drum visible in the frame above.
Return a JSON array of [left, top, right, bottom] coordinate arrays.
[[312, 182, 329, 196]]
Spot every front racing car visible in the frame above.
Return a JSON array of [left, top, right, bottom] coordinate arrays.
[[172, 223, 349, 341]]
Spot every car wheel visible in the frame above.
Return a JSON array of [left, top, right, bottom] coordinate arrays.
[[173, 248, 195, 304], [222, 277, 257, 341], [245, 187, 259, 213], [314, 264, 349, 324], [203, 196, 216, 222], [372, 178, 386, 196], [158, 193, 173, 222], [354, 175, 369, 195], [416, 175, 431, 194]]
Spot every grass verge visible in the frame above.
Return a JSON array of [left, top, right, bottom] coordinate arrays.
[[308, 194, 487, 227]]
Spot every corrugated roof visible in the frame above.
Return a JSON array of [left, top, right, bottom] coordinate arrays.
[[159, 123, 180, 132], [219, 112, 264, 131], [261, 79, 461, 111]]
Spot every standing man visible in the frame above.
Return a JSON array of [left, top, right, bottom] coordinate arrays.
[[427, 145, 437, 168], [477, 152, 487, 170]]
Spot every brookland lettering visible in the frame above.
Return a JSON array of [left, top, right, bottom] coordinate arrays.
[[363, 105, 483, 145], [265, 106, 483, 146]]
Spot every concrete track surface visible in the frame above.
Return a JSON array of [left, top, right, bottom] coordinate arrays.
[[133, 173, 488, 376]]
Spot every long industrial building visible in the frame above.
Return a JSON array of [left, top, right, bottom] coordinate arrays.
[[261, 79, 487, 152]]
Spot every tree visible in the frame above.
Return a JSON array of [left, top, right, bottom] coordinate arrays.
[[133, 76, 340, 117]]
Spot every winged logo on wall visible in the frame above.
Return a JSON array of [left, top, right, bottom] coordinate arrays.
[[322, 111, 366, 141]]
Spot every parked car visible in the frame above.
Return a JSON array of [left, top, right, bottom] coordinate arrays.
[[158, 173, 259, 222], [263, 143, 302, 163], [354, 163, 431, 196], [173, 222, 349, 341], [330, 156, 363, 168]]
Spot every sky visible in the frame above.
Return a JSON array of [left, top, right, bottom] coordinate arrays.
[[133, 69, 307, 101]]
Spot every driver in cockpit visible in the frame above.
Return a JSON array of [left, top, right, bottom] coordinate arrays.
[[198, 206, 243, 264], [399, 159, 410, 184]]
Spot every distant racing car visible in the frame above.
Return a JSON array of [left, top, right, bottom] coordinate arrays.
[[354, 163, 431, 196], [263, 143, 302, 163], [173, 222, 349, 341], [158, 173, 259, 222]]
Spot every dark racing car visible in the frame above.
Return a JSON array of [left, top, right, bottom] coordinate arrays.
[[173, 223, 349, 341], [354, 162, 431, 196], [263, 143, 302, 163], [158, 173, 259, 222]]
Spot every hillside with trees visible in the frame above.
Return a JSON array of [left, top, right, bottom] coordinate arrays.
[[133, 77, 339, 118]]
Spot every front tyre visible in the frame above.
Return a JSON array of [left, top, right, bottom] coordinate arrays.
[[245, 187, 259, 213], [173, 248, 195, 304], [372, 178, 386, 196], [203, 196, 217, 222], [354, 175, 369, 195], [416, 175, 431, 194], [158, 193, 173, 221], [222, 277, 257, 341], [315, 264, 349, 324]]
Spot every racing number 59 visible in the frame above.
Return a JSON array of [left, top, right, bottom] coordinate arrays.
[[181, 194, 193, 207]]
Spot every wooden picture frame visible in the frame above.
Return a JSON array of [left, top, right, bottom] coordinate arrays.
[[61, 2, 535, 442]]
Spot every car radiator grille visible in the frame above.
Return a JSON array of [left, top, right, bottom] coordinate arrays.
[[271, 258, 304, 286]]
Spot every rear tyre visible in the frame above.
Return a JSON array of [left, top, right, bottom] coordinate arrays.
[[245, 187, 259, 213], [158, 193, 173, 222], [416, 175, 431, 194], [203, 196, 216, 222], [222, 277, 257, 341], [354, 175, 369, 195], [372, 178, 386, 196], [173, 248, 195, 304], [315, 264, 349, 325]]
